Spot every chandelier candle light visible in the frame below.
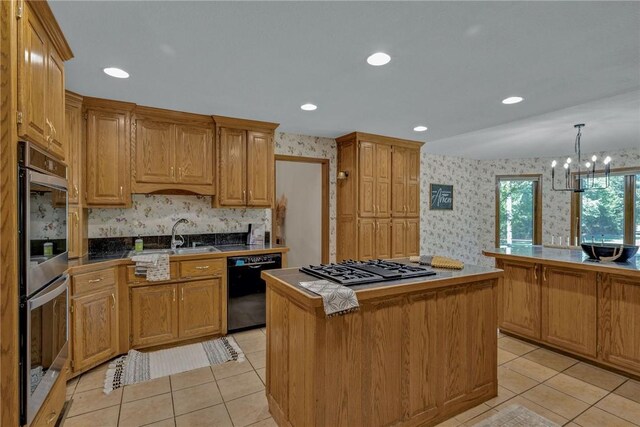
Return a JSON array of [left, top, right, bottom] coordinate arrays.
[[550, 124, 612, 192]]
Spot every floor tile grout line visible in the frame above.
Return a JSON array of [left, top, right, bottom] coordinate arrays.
[[563, 389, 614, 426], [169, 375, 177, 426], [212, 375, 236, 426]]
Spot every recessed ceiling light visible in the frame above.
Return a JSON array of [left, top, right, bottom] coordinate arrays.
[[502, 96, 523, 105], [103, 67, 129, 79], [413, 125, 428, 132], [366, 52, 391, 66], [300, 103, 317, 111]]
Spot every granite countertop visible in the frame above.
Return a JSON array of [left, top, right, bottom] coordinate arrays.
[[483, 245, 640, 275], [263, 259, 502, 303]]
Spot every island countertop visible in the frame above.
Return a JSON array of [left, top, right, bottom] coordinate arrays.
[[483, 245, 639, 278]]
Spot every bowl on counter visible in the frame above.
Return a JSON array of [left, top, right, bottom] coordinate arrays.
[[581, 243, 639, 263]]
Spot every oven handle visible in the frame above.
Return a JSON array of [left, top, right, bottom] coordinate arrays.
[[230, 261, 278, 268], [29, 275, 68, 310], [28, 169, 68, 192]]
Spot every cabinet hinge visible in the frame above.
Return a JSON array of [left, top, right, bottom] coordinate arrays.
[[16, 3, 23, 19], [83, 112, 88, 120], [16, 111, 23, 125], [70, 303, 74, 313], [70, 360, 75, 369]]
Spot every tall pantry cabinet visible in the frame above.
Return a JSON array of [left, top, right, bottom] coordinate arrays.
[[336, 132, 422, 261]]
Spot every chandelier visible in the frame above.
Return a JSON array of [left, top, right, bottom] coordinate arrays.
[[550, 124, 611, 192]]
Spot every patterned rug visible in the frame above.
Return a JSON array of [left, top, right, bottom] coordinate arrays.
[[471, 404, 560, 427], [104, 336, 244, 394]]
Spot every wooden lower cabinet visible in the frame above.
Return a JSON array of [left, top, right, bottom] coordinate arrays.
[[179, 279, 223, 338], [599, 274, 640, 374], [498, 260, 540, 339], [71, 287, 118, 372], [391, 218, 420, 258], [130, 284, 179, 348], [358, 218, 391, 260], [541, 266, 597, 357]]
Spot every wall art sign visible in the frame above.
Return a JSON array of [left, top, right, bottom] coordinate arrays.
[[430, 184, 453, 210]]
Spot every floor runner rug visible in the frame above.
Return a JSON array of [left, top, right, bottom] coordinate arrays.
[[470, 404, 560, 427], [104, 336, 244, 393]]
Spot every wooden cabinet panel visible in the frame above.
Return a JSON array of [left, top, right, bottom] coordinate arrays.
[[218, 127, 246, 206], [542, 266, 597, 357], [599, 274, 640, 374], [130, 284, 179, 348], [391, 147, 407, 217], [178, 279, 222, 338], [175, 125, 213, 185], [246, 131, 273, 206], [469, 282, 497, 392], [358, 142, 376, 217], [499, 260, 540, 339], [376, 219, 392, 259], [337, 217, 356, 262], [86, 108, 130, 206], [406, 148, 420, 217], [65, 92, 83, 204], [375, 144, 392, 217], [406, 218, 420, 256], [68, 206, 79, 259], [72, 268, 116, 296], [135, 120, 175, 183], [46, 47, 65, 160], [391, 219, 406, 258], [358, 219, 376, 260], [180, 259, 224, 279], [18, 5, 49, 148], [72, 288, 117, 372]]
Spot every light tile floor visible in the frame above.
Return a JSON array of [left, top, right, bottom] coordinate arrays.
[[62, 329, 640, 427]]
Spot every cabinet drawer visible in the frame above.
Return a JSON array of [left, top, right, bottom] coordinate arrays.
[[180, 259, 224, 278], [127, 262, 179, 284], [31, 363, 66, 426], [73, 268, 116, 296]]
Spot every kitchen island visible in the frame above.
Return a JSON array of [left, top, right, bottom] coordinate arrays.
[[262, 262, 502, 427], [484, 246, 640, 379]]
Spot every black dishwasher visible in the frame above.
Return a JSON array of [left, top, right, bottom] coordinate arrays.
[[227, 253, 282, 332]]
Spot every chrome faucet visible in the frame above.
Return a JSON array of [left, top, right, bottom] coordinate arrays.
[[171, 218, 189, 250]]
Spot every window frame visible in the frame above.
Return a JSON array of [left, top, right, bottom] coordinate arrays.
[[495, 174, 543, 247], [571, 167, 639, 245]]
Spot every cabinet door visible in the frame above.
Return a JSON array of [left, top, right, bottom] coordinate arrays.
[[358, 219, 376, 261], [499, 260, 541, 339], [18, 4, 49, 148], [175, 125, 214, 185], [68, 206, 79, 259], [406, 148, 420, 217], [218, 128, 246, 206], [376, 219, 392, 259], [358, 142, 376, 217], [391, 219, 406, 258], [541, 266, 596, 357], [405, 218, 420, 257], [391, 147, 407, 217], [375, 144, 392, 217], [86, 109, 130, 206], [130, 284, 179, 348], [65, 93, 83, 204], [599, 274, 640, 374], [46, 46, 65, 160], [246, 131, 273, 206], [72, 288, 117, 372], [179, 279, 222, 338], [135, 120, 175, 183]]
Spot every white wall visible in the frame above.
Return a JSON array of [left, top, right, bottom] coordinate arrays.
[[275, 161, 323, 267]]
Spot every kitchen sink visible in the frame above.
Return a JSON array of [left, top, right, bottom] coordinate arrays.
[[173, 246, 221, 255], [127, 248, 175, 257]]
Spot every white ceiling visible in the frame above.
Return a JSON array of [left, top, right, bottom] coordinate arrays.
[[50, 1, 640, 158]]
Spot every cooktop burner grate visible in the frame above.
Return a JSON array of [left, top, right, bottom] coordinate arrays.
[[300, 259, 436, 285]]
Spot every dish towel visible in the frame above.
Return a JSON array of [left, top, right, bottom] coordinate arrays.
[[131, 254, 170, 281], [299, 280, 359, 317]]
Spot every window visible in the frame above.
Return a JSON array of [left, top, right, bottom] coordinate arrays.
[[495, 175, 542, 247], [572, 169, 638, 245]]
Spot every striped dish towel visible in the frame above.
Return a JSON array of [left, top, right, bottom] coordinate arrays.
[[299, 280, 359, 317], [131, 254, 170, 281]]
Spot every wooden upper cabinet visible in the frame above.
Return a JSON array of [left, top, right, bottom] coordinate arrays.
[[175, 125, 213, 185], [358, 142, 376, 217], [406, 148, 420, 217], [65, 91, 83, 204], [375, 144, 392, 217], [179, 279, 222, 338], [85, 100, 133, 207], [498, 260, 541, 339], [213, 116, 279, 208], [246, 131, 273, 206], [541, 266, 597, 357], [135, 119, 175, 184], [218, 127, 247, 206], [391, 147, 407, 217], [17, 1, 73, 159], [71, 287, 117, 372]]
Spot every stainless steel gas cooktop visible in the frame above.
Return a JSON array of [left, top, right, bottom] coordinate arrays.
[[300, 259, 436, 285]]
